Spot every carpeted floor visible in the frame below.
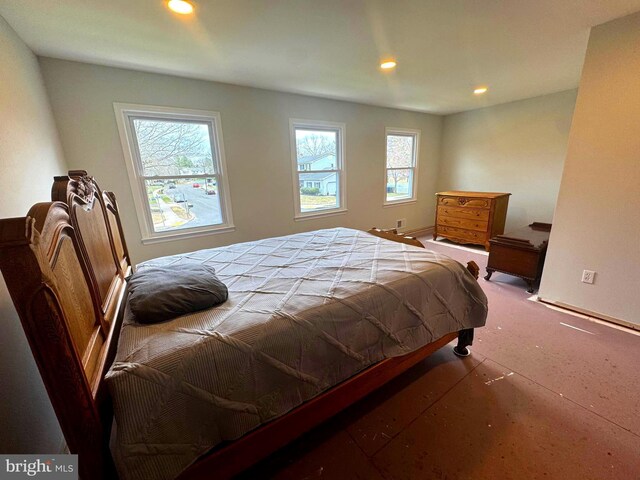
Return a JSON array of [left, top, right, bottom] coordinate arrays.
[[240, 237, 640, 479]]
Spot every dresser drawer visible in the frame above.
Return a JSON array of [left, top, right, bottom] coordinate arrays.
[[437, 215, 488, 232], [438, 196, 491, 209], [437, 225, 487, 243], [437, 205, 490, 221]]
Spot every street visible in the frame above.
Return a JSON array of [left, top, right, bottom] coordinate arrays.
[[173, 182, 222, 227]]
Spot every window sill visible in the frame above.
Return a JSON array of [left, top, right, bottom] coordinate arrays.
[[383, 199, 417, 207], [294, 209, 348, 221], [141, 225, 236, 245]]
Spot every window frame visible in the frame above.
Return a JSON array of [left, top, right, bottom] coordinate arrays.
[[289, 118, 347, 220], [114, 103, 234, 244], [383, 127, 421, 206]]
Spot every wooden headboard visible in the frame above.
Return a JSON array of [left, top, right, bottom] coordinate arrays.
[[0, 171, 130, 479]]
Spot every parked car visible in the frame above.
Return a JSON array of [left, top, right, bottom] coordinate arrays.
[[172, 193, 194, 208], [193, 183, 200, 188]]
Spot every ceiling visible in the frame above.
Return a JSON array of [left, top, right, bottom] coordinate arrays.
[[2, 0, 640, 114]]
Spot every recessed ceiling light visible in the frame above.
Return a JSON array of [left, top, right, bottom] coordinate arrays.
[[380, 60, 397, 70], [168, 0, 194, 14], [473, 86, 488, 95]]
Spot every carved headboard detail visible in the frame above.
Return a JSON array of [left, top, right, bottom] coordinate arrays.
[[0, 171, 130, 479], [52, 170, 131, 326]]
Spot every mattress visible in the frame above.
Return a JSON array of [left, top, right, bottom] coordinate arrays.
[[106, 228, 488, 480]]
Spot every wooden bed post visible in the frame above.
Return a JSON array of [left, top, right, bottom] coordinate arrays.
[[466, 260, 480, 279]]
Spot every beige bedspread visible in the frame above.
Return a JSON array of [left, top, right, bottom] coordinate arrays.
[[106, 228, 488, 480]]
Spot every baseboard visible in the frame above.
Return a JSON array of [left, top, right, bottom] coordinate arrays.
[[537, 297, 640, 332], [403, 225, 434, 237], [425, 238, 489, 256]]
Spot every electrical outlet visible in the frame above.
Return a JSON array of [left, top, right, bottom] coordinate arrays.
[[396, 218, 406, 229], [581, 270, 596, 284]]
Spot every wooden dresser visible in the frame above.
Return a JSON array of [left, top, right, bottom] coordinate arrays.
[[434, 191, 511, 251]]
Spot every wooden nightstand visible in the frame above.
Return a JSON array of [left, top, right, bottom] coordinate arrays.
[[484, 222, 552, 293]]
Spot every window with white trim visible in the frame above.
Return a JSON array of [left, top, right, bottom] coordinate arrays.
[[385, 128, 420, 204], [290, 119, 346, 219], [114, 104, 234, 243]]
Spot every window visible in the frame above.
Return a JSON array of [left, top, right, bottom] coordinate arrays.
[[290, 119, 346, 219], [385, 128, 420, 204], [114, 104, 234, 243]]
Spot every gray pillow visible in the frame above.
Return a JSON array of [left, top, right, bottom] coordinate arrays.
[[127, 263, 228, 324]]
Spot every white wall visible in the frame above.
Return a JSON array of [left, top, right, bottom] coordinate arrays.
[[0, 16, 66, 452], [539, 12, 640, 326], [38, 58, 443, 264], [438, 90, 577, 231]]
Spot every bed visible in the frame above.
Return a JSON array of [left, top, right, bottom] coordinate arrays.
[[0, 171, 488, 480]]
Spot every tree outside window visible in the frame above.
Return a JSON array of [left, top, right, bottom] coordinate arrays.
[[385, 129, 420, 204]]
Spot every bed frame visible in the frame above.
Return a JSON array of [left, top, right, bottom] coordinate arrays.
[[0, 171, 480, 480]]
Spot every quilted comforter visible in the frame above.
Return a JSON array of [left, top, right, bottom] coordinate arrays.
[[106, 228, 488, 480]]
